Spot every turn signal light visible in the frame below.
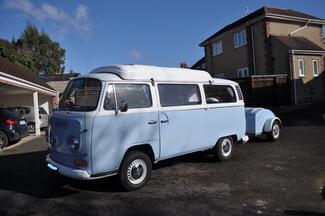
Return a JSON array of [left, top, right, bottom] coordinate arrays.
[[5, 119, 18, 125], [74, 159, 88, 167]]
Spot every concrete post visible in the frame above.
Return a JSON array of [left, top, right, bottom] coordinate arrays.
[[33, 92, 41, 135]]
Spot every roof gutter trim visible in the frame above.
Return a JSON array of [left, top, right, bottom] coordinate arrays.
[[290, 49, 325, 55], [200, 12, 324, 47], [199, 15, 265, 47], [266, 13, 325, 24], [0, 71, 58, 96]]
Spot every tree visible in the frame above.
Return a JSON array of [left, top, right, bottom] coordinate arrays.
[[0, 39, 34, 70], [0, 23, 65, 75]]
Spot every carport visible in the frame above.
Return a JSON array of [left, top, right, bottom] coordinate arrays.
[[0, 56, 59, 135]]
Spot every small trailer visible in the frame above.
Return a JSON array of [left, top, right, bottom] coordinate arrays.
[[245, 107, 282, 141]]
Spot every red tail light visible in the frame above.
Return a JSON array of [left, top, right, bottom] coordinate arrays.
[[5, 119, 18, 125]]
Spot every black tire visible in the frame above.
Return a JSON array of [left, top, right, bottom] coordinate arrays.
[[28, 123, 35, 134], [10, 139, 21, 145], [0, 130, 9, 150], [214, 137, 234, 161], [267, 120, 281, 141], [119, 151, 152, 191]]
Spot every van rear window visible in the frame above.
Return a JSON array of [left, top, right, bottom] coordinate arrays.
[[158, 84, 201, 107], [204, 85, 236, 103]]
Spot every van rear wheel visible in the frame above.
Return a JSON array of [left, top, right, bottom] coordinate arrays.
[[119, 151, 152, 191], [214, 137, 234, 161]]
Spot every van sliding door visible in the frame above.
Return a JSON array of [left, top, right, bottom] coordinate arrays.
[[157, 84, 205, 159]]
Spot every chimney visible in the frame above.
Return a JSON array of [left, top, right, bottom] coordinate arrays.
[[180, 62, 189, 68]]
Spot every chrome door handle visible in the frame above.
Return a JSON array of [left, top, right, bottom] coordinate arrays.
[[160, 112, 169, 124], [148, 120, 157, 124]]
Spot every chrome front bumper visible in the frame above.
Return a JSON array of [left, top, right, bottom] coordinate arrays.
[[46, 154, 117, 180], [46, 154, 92, 180]]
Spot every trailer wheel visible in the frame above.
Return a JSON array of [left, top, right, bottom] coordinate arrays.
[[119, 151, 152, 191], [214, 137, 234, 161], [267, 120, 281, 141]]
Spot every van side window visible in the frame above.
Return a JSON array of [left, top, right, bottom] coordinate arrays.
[[103, 84, 116, 110], [115, 84, 152, 109], [204, 85, 236, 103], [158, 84, 201, 107]]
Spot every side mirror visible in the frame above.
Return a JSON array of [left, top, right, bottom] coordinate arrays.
[[64, 99, 74, 109], [120, 101, 128, 112], [115, 101, 128, 115]]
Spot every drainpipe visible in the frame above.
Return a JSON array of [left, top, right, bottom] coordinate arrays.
[[290, 50, 297, 105], [289, 20, 310, 36], [250, 25, 256, 75]]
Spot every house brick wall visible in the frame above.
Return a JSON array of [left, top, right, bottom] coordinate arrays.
[[267, 19, 323, 46], [204, 27, 250, 78], [292, 55, 325, 103]]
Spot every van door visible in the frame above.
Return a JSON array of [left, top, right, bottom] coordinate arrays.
[[157, 84, 205, 159], [91, 83, 159, 174]]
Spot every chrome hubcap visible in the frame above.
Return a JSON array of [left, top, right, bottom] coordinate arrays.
[[28, 124, 35, 133], [221, 139, 232, 157], [0, 134, 5, 148], [272, 124, 280, 139], [127, 159, 147, 185]]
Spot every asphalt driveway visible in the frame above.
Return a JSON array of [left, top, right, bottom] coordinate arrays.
[[0, 104, 325, 216]]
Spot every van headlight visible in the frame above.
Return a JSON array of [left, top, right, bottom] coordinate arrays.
[[68, 136, 80, 153]]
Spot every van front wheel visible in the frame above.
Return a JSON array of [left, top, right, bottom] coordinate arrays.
[[214, 137, 234, 161], [119, 151, 152, 191]]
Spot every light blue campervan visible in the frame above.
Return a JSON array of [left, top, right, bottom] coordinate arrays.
[[46, 65, 251, 190]]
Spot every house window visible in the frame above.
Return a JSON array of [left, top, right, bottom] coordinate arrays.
[[237, 67, 249, 77], [212, 41, 223, 56], [298, 59, 305, 77], [312, 60, 319, 77], [234, 29, 247, 48]]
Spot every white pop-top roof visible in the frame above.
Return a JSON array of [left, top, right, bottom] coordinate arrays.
[[87, 64, 237, 85], [90, 65, 212, 82]]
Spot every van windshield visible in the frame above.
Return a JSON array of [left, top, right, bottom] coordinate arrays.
[[59, 78, 102, 112]]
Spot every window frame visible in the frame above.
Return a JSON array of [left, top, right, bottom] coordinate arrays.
[[59, 78, 102, 112], [234, 29, 247, 48], [157, 83, 202, 108], [114, 83, 153, 109], [312, 59, 319, 77], [203, 84, 237, 104], [101, 82, 154, 114], [212, 40, 223, 56], [298, 59, 305, 77], [237, 67, 249, 78]]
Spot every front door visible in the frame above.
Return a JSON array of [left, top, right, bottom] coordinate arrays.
[[92, 83, 159, 173]]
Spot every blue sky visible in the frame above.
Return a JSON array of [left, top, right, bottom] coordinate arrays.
[[0, 0, 324, 74]]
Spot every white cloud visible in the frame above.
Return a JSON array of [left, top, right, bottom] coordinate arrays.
[[72, 4, 91, 34], [41, 3, 68, 21], [3, 0, 91, 36], [129, 50, 143, 60]]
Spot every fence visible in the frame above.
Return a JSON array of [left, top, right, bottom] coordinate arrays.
[[231, 75, 291, 107]]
